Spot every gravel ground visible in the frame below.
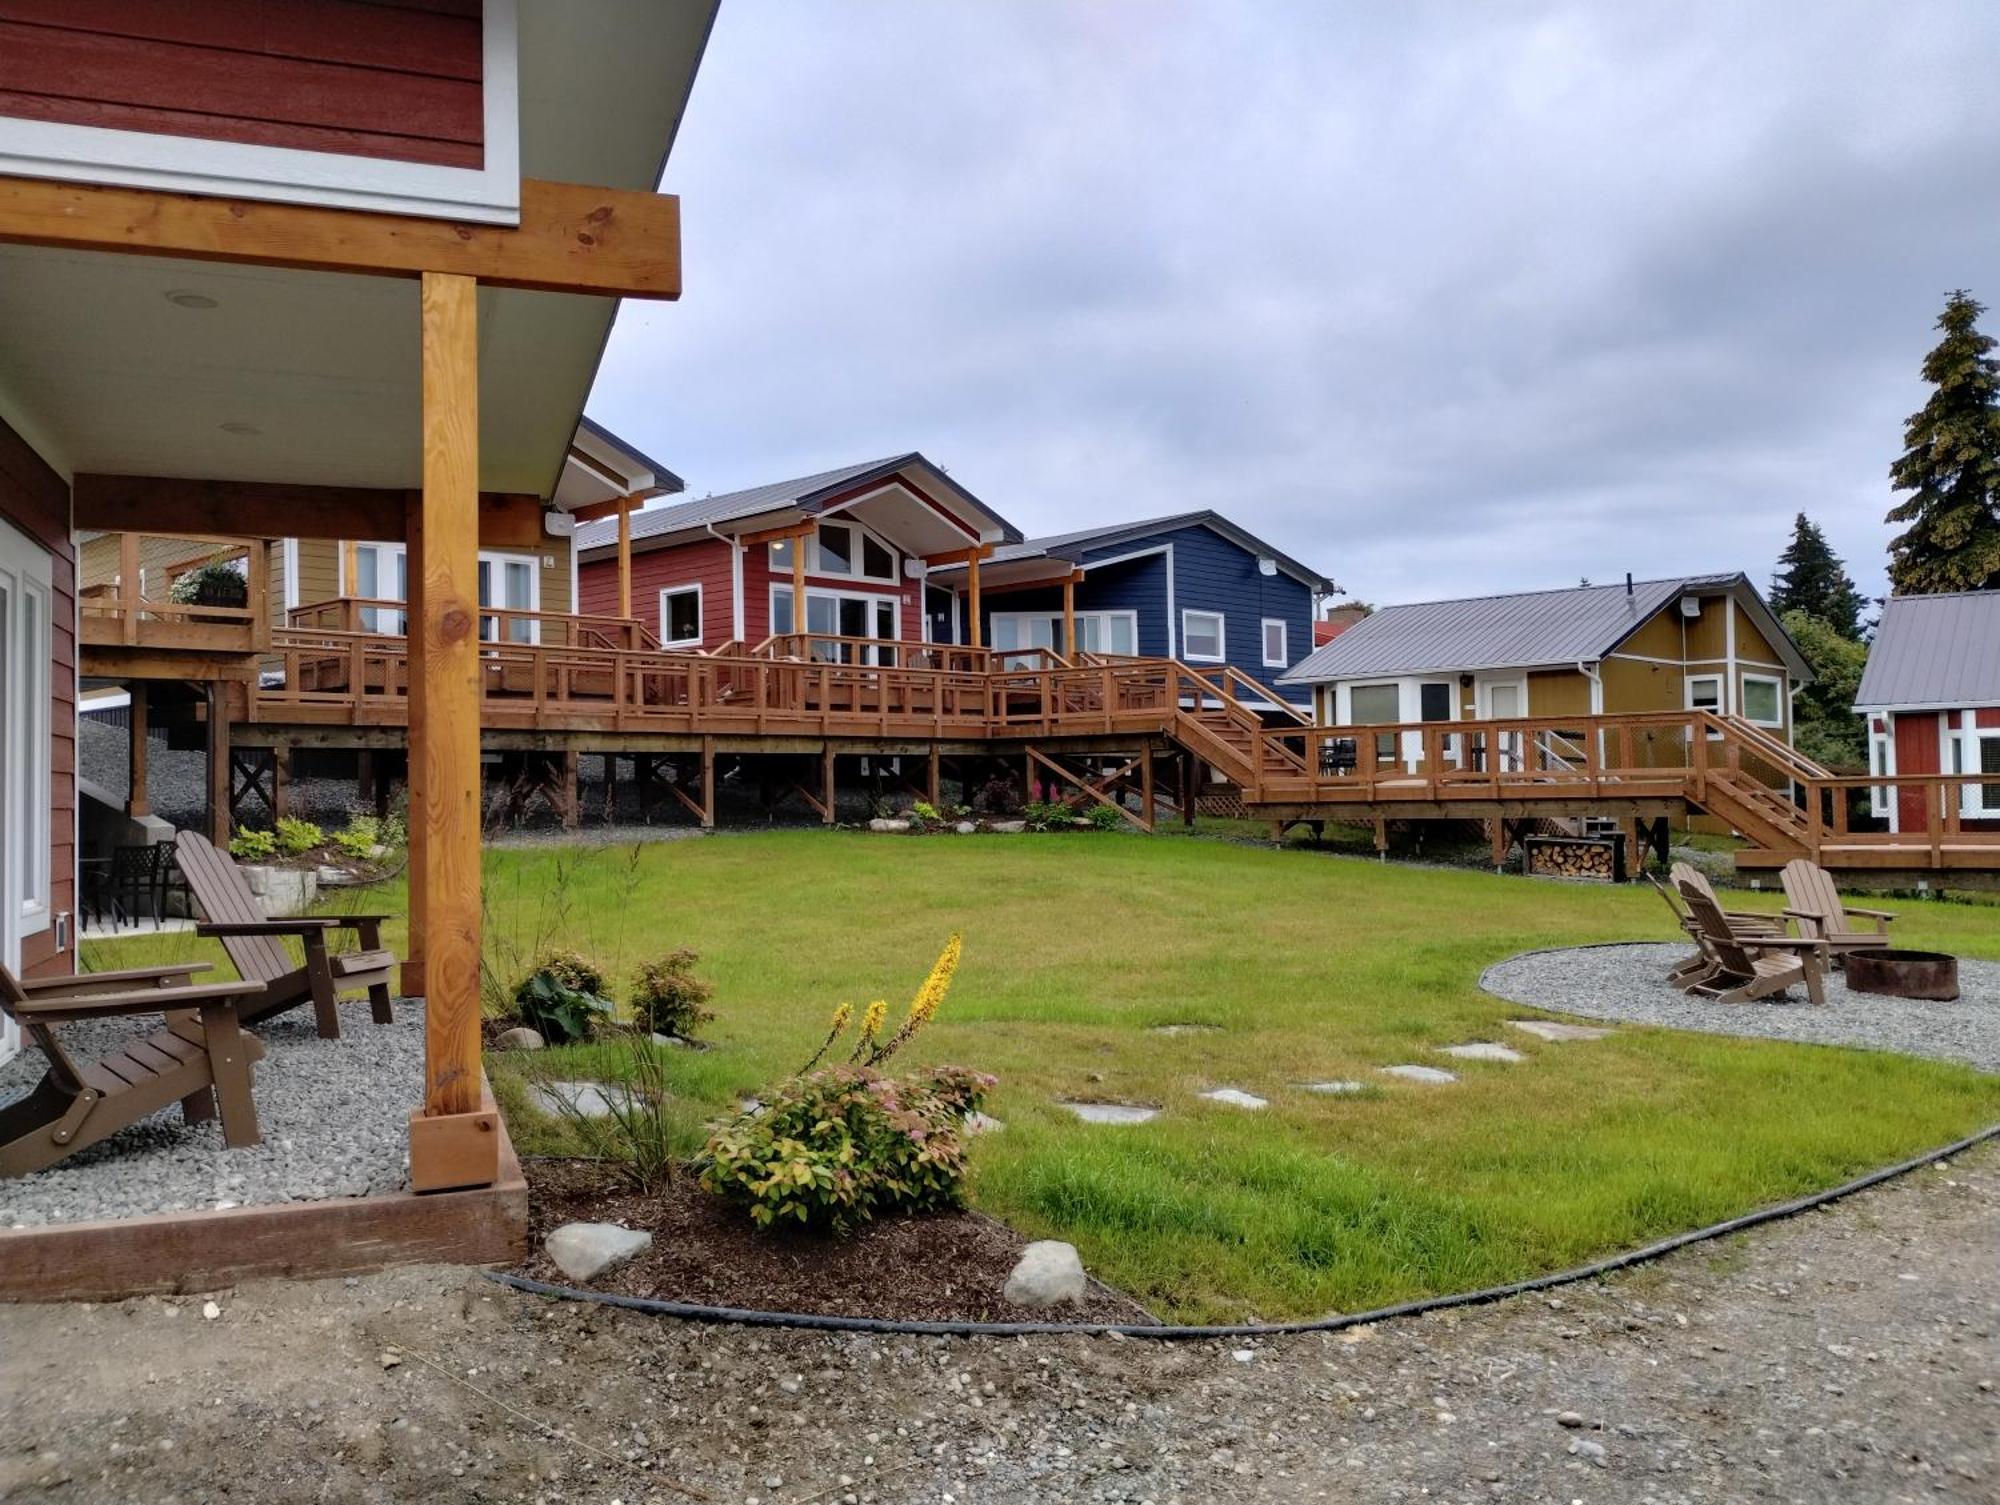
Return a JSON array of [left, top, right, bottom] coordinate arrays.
[[1, 1141, 1995, 1502], [0, 999, 422, 1227], [1483, 942, 2000, 1073]]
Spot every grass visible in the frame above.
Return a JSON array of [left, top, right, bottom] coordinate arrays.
[[88, 829, 2000, 1323]]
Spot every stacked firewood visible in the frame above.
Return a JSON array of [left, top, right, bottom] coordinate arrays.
[[1525, 836, 1619, 882]]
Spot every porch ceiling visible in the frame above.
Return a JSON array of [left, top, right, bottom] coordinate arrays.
[[838, 482, 985, 558]]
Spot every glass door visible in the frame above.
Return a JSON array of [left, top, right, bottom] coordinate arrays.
[[1487, 683, 1524, 772], [478, 556, 538, 643], [352, 543, 407, 634]]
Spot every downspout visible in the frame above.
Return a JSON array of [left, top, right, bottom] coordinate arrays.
[[1578, 660, 1603, 715]]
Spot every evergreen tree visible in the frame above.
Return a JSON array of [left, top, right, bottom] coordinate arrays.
[[1886, 290, 2000, 594], [1770, 513, 1865, 637], [1779, 609, 1869, 769]]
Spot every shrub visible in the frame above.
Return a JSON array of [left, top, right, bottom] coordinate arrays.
[[333, 813, 405, 859], [628, 948, 715, 1040], [1087, 801, 1126, 831], [542, 1036, 676, 1192], [699, 1064, 995, 1233], [227, 828, 277, 862], [910, 800, 942, 828], [274, 816, 323, 856], [167, 558, 248, 609], [1022, 799, 1070, 832], [972, 772, 1023, 816], [513, 953, 614, 1046]]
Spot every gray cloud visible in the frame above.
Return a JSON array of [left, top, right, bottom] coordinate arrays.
[[591, 0, 2000, 606]]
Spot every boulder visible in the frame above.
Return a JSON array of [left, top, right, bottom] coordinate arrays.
[[1003, 1240, 1087, 1309], [954, 821, 977, 835], [989, 820, 1027, 834], [493, 1026, 545, 1052], [868, 817, 912, 833], [544, 1222, 652, 1283]]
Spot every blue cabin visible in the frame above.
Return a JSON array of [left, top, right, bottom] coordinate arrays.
[[925, 511, 1335, 707]]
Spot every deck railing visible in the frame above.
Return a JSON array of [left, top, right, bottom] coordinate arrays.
[[748, 634, 1069, 674], [79, 532, 269, 655], [287, 596, 658, 651]]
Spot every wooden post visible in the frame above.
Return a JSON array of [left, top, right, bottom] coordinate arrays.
[[1180, 750, 1195, 830], [1141, 746, 1156, 828], [400, 494, 427, 999], [125, 684, 151, 818], [204, 681, 229, 845], [560, 751, 579, 830], [791, 533, 807, 641], [271, 745, 290, 821], [927, 744, 941, 806], [821, 744, 836, 825], [967, 550, 983, 649], [408, 270, 498, 1193], [700, 736, 716, 830], [616, 499, 633, 619], [342, 538, 360, 597], [119, 530, 140, 645], [1062, 572, 1077, 660], [1490, 818, 1510, 870]]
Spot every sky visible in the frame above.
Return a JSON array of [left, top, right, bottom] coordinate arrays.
[[588, 1, 2000, 609]]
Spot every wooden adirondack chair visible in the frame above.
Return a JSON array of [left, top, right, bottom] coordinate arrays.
[[1, 962, 267, 1178], [1646, 874, 1719, 986], [1676, 882, 1827, 1005], [1668, 863, 1787, 936], [1780, 858, 1896, 963], [173, 830, 396, 1040]]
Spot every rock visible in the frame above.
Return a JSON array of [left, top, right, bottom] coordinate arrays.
[[1507, 1019, 1613, 1042], [528, 1081, 635, 1118], [867, 817, 911, 833], [494, 1026, 545, 1052], [1199, 1087, 1268, 1110], [1003, 1241, 1087, 1309], [1556, 1410, 1587, 1428], [1439, 1042, 1525, 1063], [1302, 1080, 1366, 1095], [989, 820, 1027, 833], [650, 1032, 693, 1048], [1569, 1439, 1607, 1465], [545, 1222, 653, 1283], [379, 1351, 403, 1370], [1061, 1101, 1159, 1124], [954, 821, 977, 834], [1380, 1064, 1457, 1084], [963, 1111, 1006, 1134], [201, 1300, 221, 1321]]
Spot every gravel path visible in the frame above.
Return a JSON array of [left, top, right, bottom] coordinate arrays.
[[0, 1000, 423, 1227], [1483, 941, 2000, 1073], [3, 1142, 1996, 1502]]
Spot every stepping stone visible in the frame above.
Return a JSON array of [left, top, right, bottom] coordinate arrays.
[[1149, 1023, 1221, 1037], [1379, 1065, 1457, 1085], [963, 1111, 1006, 1135], [1439, 1042, 1526, 1063], [1198, 1087, 1268, 1110], [1302, 1080, 1367, 1095], [1507, 1019, 1613, 1043], [528, 1080, 634, 1119], [1061, 1101, 1160, 1125]]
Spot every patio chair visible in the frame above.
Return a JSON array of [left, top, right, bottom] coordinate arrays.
[[1779, 858, 1896, 965], [1645, 874, 1721, 987], [0, 962, 267, 1178], [1675, 882, 1827, 1006], [1668, 863, 1788, 937], [174, 829, 396, 1040]]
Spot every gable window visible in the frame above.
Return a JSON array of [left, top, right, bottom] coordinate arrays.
[[769, 523, 899, 583], [1740, 673, 1784, 728], [1261, 618, 1288, 668], [1181, 609, 1225, 662], [816, 521, 854, 575], [861, 534, 896, 581], [659, 584, 702, 648]]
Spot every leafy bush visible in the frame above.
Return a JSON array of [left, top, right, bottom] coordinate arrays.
[[513, 953, 614, 1045], [972, 772, 1023, 816], [699, 1064, 995, 1233], [274, 816, 323, 855], [1087, 801, 1126, 831], [167, 558, 248, 609], [542, 1036, 676, 1192], [910, 800, 942, 828], [227, 828, 277, 862], [628, 948, 715, 1040], [1022, 799, 1070, 831], [332, 813, 406, 859]]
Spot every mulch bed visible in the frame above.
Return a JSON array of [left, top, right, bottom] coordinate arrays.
[[517, 1157, 1155, 1325]]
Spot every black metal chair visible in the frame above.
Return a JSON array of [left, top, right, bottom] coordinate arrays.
[[1319, 737, 1358, 776], [107, 844, 176, 928]]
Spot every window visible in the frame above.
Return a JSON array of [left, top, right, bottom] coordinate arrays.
[[771, 523, 898, 582], [1, 517, 53, 948], [1181, 609, 1225, 661], [1687, 675, 1722, 714], [659, 584, 702, 648], [1954, 725, 2000, 817], [1261, 618, 1288, 668], [1418, 683, 1453, 722], [770, 584, 795, 635], [769, 538, 795, 571], [1740, 673, 1784, 727], [861, 534, 896, 581], [1980, 735, 2000, 815], [815, 522, 853, 575], [477, 555, 539, 644], [770, 585, 901, 663], [1868, 729, 1893, 819], [352, 542, 408, 635], [991, 610, 1137, 660], [1348, 683, 1400, 724]]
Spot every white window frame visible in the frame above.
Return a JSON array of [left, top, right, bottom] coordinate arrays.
[[0, 0, 524, 224], [346, 542, 542, 642], [1948, 713, 2000, 819], [769, 583, 904, 662], [1867, 723, 1895, 821], [658, 583, 703, 649], [1260, 617, 1288, 669], [1739, 671, 1785, 729], [0, 517, 53, 953], [990, 608, 1138, 659], [1180, 608, 1225, 663], [769, 520, 901, 586]]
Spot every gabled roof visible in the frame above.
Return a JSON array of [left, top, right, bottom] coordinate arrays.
[[1279, 573, 1810, 684], [934, 510, 1335, 592], [575, 416, 684, 497], [1855, 592, 2000, 710], [576, 453, 1017, 554]]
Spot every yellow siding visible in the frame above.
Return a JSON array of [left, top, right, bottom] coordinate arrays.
[[1732, 603, 1785, 666], [1601, 654, 1684, 712], [1527, 669, 1592, 717], [1613, 608, 1687, 661], [1682, 594, 1730, 660]]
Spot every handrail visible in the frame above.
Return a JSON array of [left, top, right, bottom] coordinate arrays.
[[79, 530, 270, 653], [287, 595, 660, 651]]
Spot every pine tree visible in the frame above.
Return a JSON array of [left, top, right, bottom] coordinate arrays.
[[1886, 290, 2000, 594], [1769, 514, 1865, 637]]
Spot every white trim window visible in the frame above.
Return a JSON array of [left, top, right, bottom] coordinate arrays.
[[990, 609, 1137, 658], [769, 584, 902, 664], [1739, 672, 1785, 728], [1, 516, 54, 958], [1181, 608, 1225, 663], [771, 521, 899, 585], [1950, 716, 2000, 818], [1261, 617, 1288, 669], [1686, 674, 1722, 714], [1868, 723, 1895, 821], [658, 583, 703, 649]]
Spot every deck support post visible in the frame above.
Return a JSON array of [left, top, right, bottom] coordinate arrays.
[[560, 752, 580, 829], [821, 745, 836, 825], [125, 683, 150, 818], [1061, 572, 1077, 660], [927, 744, 941, 807], [1141, 746, 1156, 829], [1374, 816, 1388, 861], [967, 550, 983, 649], [400, 484, 427, 998], [1490, 818, 1510, 871], [616, 499, 634, 620], [204, 680, 229, 846], [408, 270, 496, 1194], [271, 744, 290, 821], [700, 736, 716, 829], [1180, 751, 1195, 830], [356, 749, 376, 808]]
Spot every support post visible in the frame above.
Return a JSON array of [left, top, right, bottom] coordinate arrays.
[[927, 744, 941, 806], [616, 499, 633, 619], [821, 745, 836, 825], [271, 745, 290, 821], [967, 549, 983, 649], [1180, 751, 1195, 830], [400, 486, 427, 998], [791, 534, 807, 640], [1141, 747, 1156, 829], [700, 736, 716, 830], [408, 270, 496, 1193], [204, 681, 229, 846], [125, 684, 150, 818], [560, 751, 579, 830], [1490, 818, 1510, 871], [1062, 571, 1077, 660], [343, 538, 360, 597]]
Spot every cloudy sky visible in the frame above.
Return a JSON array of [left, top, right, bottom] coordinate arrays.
[[589, 1, 2000, 607]]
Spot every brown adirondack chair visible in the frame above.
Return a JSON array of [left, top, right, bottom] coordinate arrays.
[[1646, 874, 1720, 986], [174, 829, 396, 1040], [1, 962, 267, 1178], [1676, 881, 1827, 1005], [1780, 858, 1895, 964], [1669, 863, 1787, 936]]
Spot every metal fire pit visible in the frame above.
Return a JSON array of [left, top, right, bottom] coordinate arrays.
[[1844, 949, 1960, 1002]]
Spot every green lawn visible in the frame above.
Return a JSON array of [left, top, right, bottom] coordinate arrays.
[[89, 831, 2000, 1323]]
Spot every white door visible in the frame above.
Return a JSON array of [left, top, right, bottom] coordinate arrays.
[[478, 555, 539, 643], [1486, 682, 1525, 772], [1, 515, 55, 1067], [352, 542, 408, 634]]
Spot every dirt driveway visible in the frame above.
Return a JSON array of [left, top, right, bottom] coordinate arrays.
[[2, 1144, 1995, 1504]]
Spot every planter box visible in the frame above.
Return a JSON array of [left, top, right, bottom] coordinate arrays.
[[237, 864, 317, 915]]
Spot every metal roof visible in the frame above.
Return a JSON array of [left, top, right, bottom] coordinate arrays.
[[1855, 592, 2000, 710], [1278, 573, 1806, 683], [574, 415, 684, 496], [933, 510, 1335, 592]]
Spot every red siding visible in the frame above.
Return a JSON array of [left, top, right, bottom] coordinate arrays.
[[1979, 708, 2000, 730], [581, 538, 737, 650], [0, 412, 75, 980], [0, 0, 483, 168], [740, 546, 924, 644]]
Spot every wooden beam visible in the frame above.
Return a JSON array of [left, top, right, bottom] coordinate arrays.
[[204, 681, 229, 846], [922, 542, 994, 567], [617, 501, 633, 620], [0, 175, 682, 299], [342, 540, 360, 597], [413, 272, 486, 1152], [399, 499, 427, 1001], [700, 736, 717, 830], [74, 476, 548, 549], [792, 532, 807, 633], [967, 549, 983, 649], [1062, 572, 1077, 659], [737, 519, 816, 549], [822, 745, 837, 826], [126, 685, 150, 819]]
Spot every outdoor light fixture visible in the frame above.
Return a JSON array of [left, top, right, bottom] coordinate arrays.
[[165, 290, 218, 309]]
